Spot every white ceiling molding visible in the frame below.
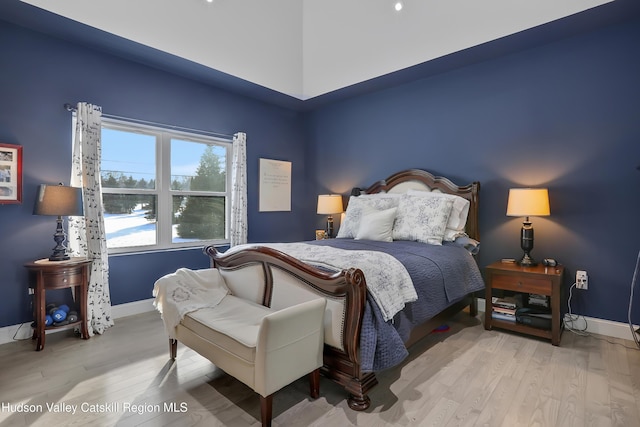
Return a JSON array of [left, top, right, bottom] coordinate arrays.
[[21, 0, 613, 100]]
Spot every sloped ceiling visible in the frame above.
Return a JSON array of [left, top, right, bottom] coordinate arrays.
[[20, 0, 613, 101]]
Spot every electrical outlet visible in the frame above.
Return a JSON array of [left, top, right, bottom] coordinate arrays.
[[576, 270, 588, 290], [28, 288, 34, 295]]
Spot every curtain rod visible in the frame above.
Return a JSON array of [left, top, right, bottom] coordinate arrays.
[[63, 103, 234, 140]]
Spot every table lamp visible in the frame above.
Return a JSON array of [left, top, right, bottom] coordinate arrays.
[[506, 188, 550, 266], [33, 183, 84, 261], [317, 194, 343, 238]]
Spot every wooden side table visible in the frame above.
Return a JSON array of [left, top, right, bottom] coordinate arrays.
[[484, 261, 565, 346], [25, 258, 92, 351]]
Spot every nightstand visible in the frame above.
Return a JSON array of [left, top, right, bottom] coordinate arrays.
[[24, 258, 92, 351], [484, 261, 565, 346]]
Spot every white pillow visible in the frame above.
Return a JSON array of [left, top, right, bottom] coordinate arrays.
[[336, 195, 400, 238], [407, 189, 470, 241], [355, 207, 397, 242], [392, 194, 454, 245]]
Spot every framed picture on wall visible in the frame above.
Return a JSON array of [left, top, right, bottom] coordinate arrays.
[[259, 158, 291, 212], [0, 143, 23, 204]]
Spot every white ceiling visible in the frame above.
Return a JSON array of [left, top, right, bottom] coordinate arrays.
[[21, 0, 613, 100]]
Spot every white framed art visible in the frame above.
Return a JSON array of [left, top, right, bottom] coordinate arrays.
[[259, 158, 291, 212]]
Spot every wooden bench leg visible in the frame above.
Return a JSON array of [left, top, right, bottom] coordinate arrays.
[[258, 370, 317, 427], [169, 339, 177, 360], [260, 394, 273, 427], [309, 368, 320, 399]]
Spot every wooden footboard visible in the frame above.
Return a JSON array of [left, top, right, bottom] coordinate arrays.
[[204, 244, 477, 410], [204, 244, 375, 410]]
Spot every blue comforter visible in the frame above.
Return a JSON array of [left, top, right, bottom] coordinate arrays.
[[306, 238, 485, 372]]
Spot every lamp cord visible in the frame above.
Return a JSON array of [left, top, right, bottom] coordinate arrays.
[[12, 322, 31, 341], [628, 248, 640, 349], [564, 283, 589, 336]]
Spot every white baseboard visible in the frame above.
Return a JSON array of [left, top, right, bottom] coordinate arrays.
[[110, 298, 156, 319], [477, 298, 639, 343], [0, 298, 156, 346], [2, 298, 636, 346]]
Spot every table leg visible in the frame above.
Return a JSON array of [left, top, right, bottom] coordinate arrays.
[[35, 285, 45, 351], [79, 269, 90, 340]]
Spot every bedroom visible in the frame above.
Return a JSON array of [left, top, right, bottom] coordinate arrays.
[[0, 0, 639, 425]]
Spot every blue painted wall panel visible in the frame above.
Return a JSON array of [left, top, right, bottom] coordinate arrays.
[[2, 12, 640, 331], [0, 21, 308, 327], [305, 18, 640, 324]]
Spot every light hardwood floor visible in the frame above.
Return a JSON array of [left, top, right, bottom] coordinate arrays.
[[1, 310, 639, 427]]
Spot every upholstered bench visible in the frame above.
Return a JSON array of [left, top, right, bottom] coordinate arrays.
[[168, 294, 326, 427]]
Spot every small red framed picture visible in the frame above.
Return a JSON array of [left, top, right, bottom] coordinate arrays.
[[0, 143, 23, 204]]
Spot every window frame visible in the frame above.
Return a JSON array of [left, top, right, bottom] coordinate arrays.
[[100, 117, 232, 254]]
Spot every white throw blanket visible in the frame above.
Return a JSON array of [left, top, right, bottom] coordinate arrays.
[[227, 243, 417, 321], [153, 268, 229, 339]]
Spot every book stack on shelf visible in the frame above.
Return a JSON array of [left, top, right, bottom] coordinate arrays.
[[492, 296, 518, 322]]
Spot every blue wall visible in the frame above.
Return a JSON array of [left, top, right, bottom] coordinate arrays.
[[1, 10, 640, 331], [305, 17, 640, 324], [0, 21, 309, 327]]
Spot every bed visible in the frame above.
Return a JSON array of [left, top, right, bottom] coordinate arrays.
[[204, 168, 483, 411]]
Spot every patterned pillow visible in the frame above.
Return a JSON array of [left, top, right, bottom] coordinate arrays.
[[336, 195, 400, 238], [407, 189, 470, 241], [392, 194, 454, 245]]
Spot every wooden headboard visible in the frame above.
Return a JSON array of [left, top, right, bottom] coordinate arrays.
[[353, 169, 481, 241]]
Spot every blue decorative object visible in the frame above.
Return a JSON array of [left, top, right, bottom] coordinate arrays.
[[52, 309, 67, 322]]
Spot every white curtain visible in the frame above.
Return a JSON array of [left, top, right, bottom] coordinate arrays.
[[230, 132, 247, 246], [68, 102, 114, 335]]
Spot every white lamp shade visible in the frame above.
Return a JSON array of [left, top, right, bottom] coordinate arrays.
[[317, 194, 343, 214], [506, 188, 550, 217]]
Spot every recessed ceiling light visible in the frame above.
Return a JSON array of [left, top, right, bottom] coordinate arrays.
[[394, 2, 403, 12]]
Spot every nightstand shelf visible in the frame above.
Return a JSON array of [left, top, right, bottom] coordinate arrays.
[[25, 257, 92, 351], [484, 261, 565, 346]]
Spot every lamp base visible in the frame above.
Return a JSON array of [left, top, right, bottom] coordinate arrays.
[[518, 220, 536, 266], [326, 216, 334, 239], [518, 252, 537, 267], [48, 216, 70, 261], [49, 251, 70, 262]]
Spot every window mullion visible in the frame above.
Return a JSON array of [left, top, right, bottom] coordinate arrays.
[[225, 145, 232, 240], [157, 133, 172, 246]]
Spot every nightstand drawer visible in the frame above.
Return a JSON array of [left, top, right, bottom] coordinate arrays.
[[491, 274, 552, 294], [42, 270, 83, 288]]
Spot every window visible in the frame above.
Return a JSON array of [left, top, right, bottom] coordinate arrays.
[[100, 119, 231, 252]]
